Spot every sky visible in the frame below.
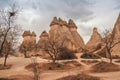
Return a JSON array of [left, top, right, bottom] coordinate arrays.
[[0, 0, 120, 43]]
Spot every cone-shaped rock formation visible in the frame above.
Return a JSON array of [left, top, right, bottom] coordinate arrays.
[[49, 17, 85, 52], [111, 14, 120, 55], [86, 27, 103, 52]]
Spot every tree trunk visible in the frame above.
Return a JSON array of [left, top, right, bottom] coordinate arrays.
[[4, 54, 8, 66], [52, 59, 56, 64], [24, 52, 27, 58], [109, 52, 112, 63]]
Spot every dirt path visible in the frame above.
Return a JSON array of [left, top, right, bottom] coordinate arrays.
[[0, 57, 48, 77], [0, 56, 120, 80]]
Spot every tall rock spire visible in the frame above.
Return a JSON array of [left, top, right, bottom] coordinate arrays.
[[39, 31, 48, 38], [68, 19, 77, 28], [50, 17, 59, 26], [31, 31, 36, 37], [86, 27, 103, 52], [112, 13, 120, 39], [22, 30, 31, 37]]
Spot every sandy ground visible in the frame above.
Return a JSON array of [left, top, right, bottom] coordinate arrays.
[[0, 54, 120, 80]]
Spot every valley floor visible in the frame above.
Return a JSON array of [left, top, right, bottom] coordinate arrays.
[[0, 54, 120, 80]]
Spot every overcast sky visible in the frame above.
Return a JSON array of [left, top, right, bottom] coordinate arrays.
[[0, 0, 120, 43]]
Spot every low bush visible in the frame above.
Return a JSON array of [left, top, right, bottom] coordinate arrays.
[[57, 73, 100, 80], [57, 48, 77, 60], [112, 55, 120, 59], [81, 53, 100, 59], [0, 64, 12, 70], [0, 78, 14, 80], [91, 61, 120, 72], [81, 60, 99, 65]]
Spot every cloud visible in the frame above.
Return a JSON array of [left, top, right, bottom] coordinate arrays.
[[8, 0, 94, 40], [114, 0, 120, 9], [0, 0, 119, 43]]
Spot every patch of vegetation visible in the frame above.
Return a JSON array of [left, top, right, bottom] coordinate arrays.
[[0, 78, 15, 80], [81, 60, 99, 65], [57, 73, 100, 80], [0, 64, 12, 70], [81, 53, 100, 59], [9, 75, 33, 80], [25, 61, 82, 71], [91, 61, 120, 72], [115, 60, 120, 63], [57, 48, 77, 60], [98, 52, 106, 58], [63, 61, 82, 67], [112, 55, 120, 59]]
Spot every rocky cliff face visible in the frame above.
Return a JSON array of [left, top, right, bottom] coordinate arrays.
[[49, 17, 85, 52], [111, 14, 120, 55], [86, 27, 103, 52]]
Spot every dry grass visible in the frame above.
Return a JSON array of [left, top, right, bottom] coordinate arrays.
[[57, 73, 100, 80], [91, 61, 120, 73], [81, 60, 99, 65], [81, 53, 100, 59], [63, 61, 82, 67], [0, 78, 15, 80], [0, 75, 33, 80], [25, 61, 82, 71], [9, 75, 33, 80], [0, 64, 12, 70]]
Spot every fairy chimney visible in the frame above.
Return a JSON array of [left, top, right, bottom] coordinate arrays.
[[37, 31, 49, 50], [49, 17, 85, 52], [86, 27, 103, 52], [111, 14, 120, 56]]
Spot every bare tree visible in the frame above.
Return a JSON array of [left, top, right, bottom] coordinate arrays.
[[0, 4, 21, 66], [44, 38, 65, 64], [19, 42, 30, 58], [103, 29, 120, 63], [31, 57, 40, 80], [20, 41, 36, 58], [2, 40, 11, 66]]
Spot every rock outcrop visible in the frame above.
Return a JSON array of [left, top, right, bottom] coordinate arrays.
[[111, 14, 120, 56], [49, 17, 85, 52], [19, 31, 36, 57], [86, 27, 103, 52], [37, 31, 49, 50]]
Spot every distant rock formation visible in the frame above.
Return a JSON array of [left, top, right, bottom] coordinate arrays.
[[86, 27, 103, 52], [19, 31, 36, 57], [19, 15, 120, 58], [111, 14, 120, 56], [37, 31, 49, 50], [49, 17, 85, 52]]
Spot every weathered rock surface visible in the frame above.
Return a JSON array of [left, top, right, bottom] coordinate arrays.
[[19, 31, 36, 57], [111, 14, 120, 56], [37, 31, 49, 50], [86, 27, 103, 52], [49, 17, 85, 52]]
